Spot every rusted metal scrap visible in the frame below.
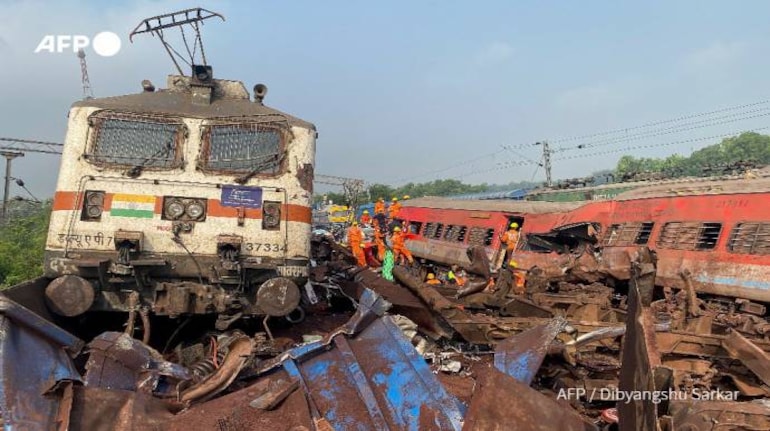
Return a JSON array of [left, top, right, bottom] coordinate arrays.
[[723, 329, 770, 387], [462, 367, 598, 431], [169, 289, 467, 430], [618, 247, 670, 431], [0, 281, 84, 430]]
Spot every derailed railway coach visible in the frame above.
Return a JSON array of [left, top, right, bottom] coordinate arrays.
[[396, 197, 589, 270], [43, 71, 317, 327], [400, 174, 770, 306]]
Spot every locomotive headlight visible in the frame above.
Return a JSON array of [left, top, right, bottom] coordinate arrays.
[[81, 190, 105, 221], [165, 200, 185, 219], [262, 201, 282, 230], [186, 202, 205, 219]]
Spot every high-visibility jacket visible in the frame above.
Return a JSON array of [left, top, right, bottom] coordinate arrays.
[[374, 201, 386, 215], [388, 202, 402, 219], [347, 226, 363, 245], [501, 229, 520, 251], [391, 231, 413, 263]]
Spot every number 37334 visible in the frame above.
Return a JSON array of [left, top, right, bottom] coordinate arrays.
[[244, 242, 287, 252]]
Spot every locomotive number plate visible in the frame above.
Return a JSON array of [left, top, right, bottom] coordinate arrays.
[[244, 243, 287, 252]]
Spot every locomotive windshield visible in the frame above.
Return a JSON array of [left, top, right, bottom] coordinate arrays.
[[86, 113, 183, 169], [200, 123, 284, 175]]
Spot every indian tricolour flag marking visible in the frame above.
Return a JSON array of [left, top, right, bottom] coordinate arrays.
[[110, 194, 156, 218]]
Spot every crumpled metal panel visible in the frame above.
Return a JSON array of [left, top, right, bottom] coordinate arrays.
[[0, 293, 83, 430], [253, 289, 467, 430], [493, 317, 567, 385], [463, 367, 597, 431]]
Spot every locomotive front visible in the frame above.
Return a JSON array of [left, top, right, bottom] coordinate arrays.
[[43, 70, 316, 328]]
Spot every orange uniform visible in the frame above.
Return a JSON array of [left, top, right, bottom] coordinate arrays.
[[348, 225, 366, 266], [501, 228, 520, 251], [373, 226, 386, 261], [360, 213, 372, 225], [388, 202, 402, 219], [374, 200, 386, 215], [426, 278, 441, 285], [512, 270, 526, 295], [391, 229, 413, 264]]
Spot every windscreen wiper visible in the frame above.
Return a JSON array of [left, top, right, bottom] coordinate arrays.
[[233, 153, 284, 184], [125, 139, 174, 178]]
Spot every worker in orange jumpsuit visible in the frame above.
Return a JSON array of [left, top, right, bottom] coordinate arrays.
[[372, 219, 386, 261], [425, 273, 441, 285], [388, 197, 402, 220], [360, 210, 372, 225], [510, 261, 526, 295], [374, 198, 386, 215], [500, 222, 520, 266], [347, 222, 366, 266], [391, 226, 414, 265]]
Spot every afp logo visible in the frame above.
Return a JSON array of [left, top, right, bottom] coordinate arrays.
[[34, 31, 121, 57]]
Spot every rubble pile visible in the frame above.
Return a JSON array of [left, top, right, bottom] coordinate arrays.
[[2, 235, 770, 430]]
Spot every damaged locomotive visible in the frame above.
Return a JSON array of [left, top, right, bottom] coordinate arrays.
[[42, 12, 316, 330]]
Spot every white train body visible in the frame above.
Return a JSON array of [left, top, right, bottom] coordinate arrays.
[[43, 74, 316, 322]]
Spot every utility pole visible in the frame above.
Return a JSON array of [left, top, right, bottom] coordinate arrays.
[[535, 141, 553, 187], [1, 151, 24, 223]]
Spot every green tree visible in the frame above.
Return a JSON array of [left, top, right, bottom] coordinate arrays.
[[0, 201, 51, 288], [615, 132, 770, 178]]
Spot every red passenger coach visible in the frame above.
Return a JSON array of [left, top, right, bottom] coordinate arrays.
[[397, 197, 583, 269], [601, 177, 770, 303], [399, 174, 770, 306]]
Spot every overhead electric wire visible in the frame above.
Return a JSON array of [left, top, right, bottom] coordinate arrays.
[[394, 148, 506, 183], [449, 125, 770, 181], [558, 108, 770, 152], [553, 126, 770, 162], [549, 99, 770, 144]]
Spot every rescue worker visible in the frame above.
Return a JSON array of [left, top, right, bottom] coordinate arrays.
[[372, 219, 386, 261], [360, 209, 372, 225], [510, 260, 526, 295], [374, 197, 386, 216], [388, 197, 402, 219], [425, 273, 441, 285], [447, 265, 466, 286], [355, 242, 367, 267], [391, 226, 414, 265], [499, 222, 520, 266], [347, 222, 366, 266]]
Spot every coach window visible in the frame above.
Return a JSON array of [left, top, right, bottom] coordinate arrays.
[[444, 225, 459, 242], [409, 221, 423, 235], [85, 112, 184, 170], [199, 122, 286, 176], [603, 222, 655, 246], [468, 227, 486, 246], [433, 224, 444, 240], [457, 226, 468, 243], [728, 222, 770, 255], [424, 223, 436, 238], [657, 222, 722, 250], [483, 228, 495, 246]]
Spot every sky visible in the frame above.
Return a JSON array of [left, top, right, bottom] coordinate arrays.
[[3, 0, 770, 199]]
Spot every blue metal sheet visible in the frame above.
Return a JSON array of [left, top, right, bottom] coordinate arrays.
[[494, 317, 566, 385], [256, 289, 466, 430]]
